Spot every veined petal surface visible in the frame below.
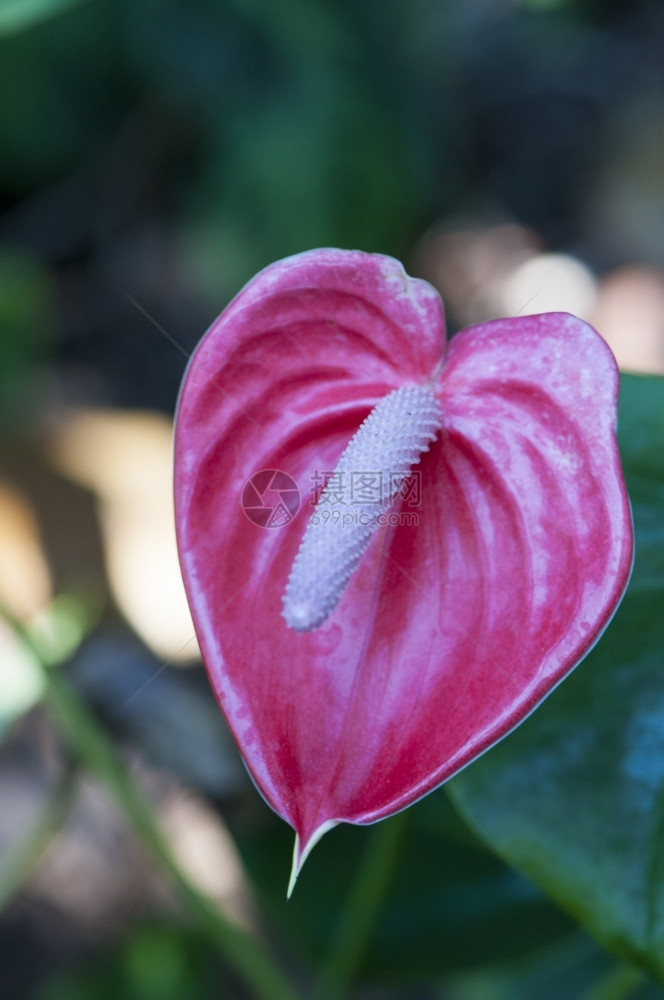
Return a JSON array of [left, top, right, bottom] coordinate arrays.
[[175, 249, 633, 870]]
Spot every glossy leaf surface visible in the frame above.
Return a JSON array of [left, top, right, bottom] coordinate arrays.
[[0, 0, 84, 35], [231, 793, 576, 979], [450, 373, 664, 981]]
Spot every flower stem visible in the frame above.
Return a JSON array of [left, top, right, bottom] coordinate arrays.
[[315, 811, 407, 1000], [579, 962, 646, 1000], [1, 604, 302, 1000], [0, 765, 77, 911]]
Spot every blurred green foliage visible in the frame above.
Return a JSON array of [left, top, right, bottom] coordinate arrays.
[[34, 922, 225, 1000], [234, 791, 576, 981], [0, 0, 85, 37], [451, 375, 664, 980], [0, 0, 641, 309], [0, 249, 52, 423], [1, 1, 663, 999]]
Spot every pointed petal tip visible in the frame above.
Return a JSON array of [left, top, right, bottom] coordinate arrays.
[[287, 820, 338, 898]]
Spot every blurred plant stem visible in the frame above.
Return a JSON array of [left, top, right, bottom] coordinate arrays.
[[0, 763, 77, 910], [315, 810, 407, 1000], [0, 602, 302, 1000], [579, 962, 646, 1000]]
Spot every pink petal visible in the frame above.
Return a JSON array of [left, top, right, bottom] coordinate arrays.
[[175, 249, 632, 881]]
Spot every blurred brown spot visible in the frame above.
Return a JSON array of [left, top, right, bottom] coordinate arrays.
[[159, 790, 254, 929], [50, 409, 198, 663], [590, 266, 664, 375], [414, 221, 541, 327], [0, 482, 51, 619]]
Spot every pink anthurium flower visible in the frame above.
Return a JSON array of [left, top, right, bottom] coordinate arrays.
[[174, 248, 633, 892]]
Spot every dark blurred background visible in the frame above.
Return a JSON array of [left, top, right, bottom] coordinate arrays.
[[1, 0, 663, 998]]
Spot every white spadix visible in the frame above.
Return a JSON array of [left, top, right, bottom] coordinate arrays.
[[282, 385, 443, 632]]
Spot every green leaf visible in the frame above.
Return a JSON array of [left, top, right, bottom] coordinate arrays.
[[0, 0, 86, 35], [445, 940, 650, 1000], [233, 791, 575, 981], [0, 621, 44, 741], [34, 921, 228, 1000], [0, 249, 53, 423], [449, 372, 664, 982]]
